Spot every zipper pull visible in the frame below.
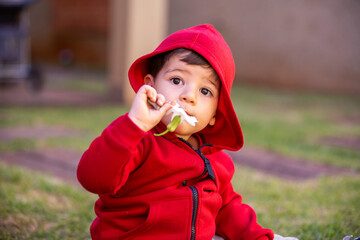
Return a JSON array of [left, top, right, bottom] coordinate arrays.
[[197, 149, 216, 181], [203, 155, 215, 181]]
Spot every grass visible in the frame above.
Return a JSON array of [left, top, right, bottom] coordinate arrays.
[[0, 162, 97, 240], [0, 83, 359, 239], [0, 106, 128, 152], [231, 86, 360, 170], [233, 166, 360, 239]]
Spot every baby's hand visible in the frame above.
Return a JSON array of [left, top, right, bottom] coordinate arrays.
[[128, 85, 173, 132]]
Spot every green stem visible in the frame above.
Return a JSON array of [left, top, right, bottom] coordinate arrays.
[[154, 129, 170, 136], [154, 115, 181, 136]]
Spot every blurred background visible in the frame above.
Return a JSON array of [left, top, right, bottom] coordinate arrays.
[[2, 0, 360, 101], [34, 0, 360, 92], [0, 0, 359, 239]]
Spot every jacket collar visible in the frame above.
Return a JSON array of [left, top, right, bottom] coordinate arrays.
[[152, 122, 219, 155]]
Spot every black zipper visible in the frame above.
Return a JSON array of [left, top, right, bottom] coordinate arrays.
[[189, 186, 199, 240], [178, 138, 215, 240]]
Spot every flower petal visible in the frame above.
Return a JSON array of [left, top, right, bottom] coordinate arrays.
[[183, 115, 198, 126], [167, 103, 198, 126]]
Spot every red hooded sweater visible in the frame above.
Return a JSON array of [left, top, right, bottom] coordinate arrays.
[[77, 24, 274, 240]]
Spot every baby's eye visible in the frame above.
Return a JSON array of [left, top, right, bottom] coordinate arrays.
[[171, 78, 182, 85], [200, 88, 212, 96]]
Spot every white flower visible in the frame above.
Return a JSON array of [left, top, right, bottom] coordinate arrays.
[[153, 103, 198, 137], [166, 103, 198, 126]]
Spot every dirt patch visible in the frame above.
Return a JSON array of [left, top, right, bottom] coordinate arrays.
[[0, 126, 86, 142], [0, 126, 85, 187], [226, 146, 356, 180], [0, 149, 82, 187], [0, 83, 114, 107], [319, 136, 360, 152], [1, 144, 355, 187]]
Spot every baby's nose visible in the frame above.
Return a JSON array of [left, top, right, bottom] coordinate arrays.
[[180, 87, 197, 104]]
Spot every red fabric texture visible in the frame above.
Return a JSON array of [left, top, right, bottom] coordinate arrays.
[[77, 24, 274, 239]]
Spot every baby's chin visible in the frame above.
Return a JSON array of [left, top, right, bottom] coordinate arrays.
[[160, 116, 207, 139], [175, 122, 209, 138]]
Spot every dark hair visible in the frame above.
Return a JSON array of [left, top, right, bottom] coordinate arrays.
[[147, 48, 219, 80]]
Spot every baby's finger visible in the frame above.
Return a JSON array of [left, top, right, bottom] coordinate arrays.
[[142, 85, 157, 102], [156, 94, 166, 107]]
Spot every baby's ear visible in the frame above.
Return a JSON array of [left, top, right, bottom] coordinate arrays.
[[144, 74, 155, 86], [209, 116, 216, 126]]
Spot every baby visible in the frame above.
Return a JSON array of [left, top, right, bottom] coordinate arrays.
[[78, 24, 274, 240]]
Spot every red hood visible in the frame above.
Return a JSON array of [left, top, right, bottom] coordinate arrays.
[[128, 24, 243, 151]]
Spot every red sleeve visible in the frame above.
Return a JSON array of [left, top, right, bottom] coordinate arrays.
[[77, 113, 147, 195], [215, 181, 274, 240]]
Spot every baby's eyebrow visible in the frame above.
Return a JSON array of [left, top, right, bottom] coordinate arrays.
[[207, 78, 220, 89], [165, 68, 188, 74]]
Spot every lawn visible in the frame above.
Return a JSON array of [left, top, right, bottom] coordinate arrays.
[[0, 163, 97, 240], [231, 86, 360, 170], [0, 83, 359, 239]]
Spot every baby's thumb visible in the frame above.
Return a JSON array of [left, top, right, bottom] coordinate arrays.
[[158, 102, 173, 116]]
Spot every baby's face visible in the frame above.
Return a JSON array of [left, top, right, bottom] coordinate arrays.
[[146, 53, 220, 140]]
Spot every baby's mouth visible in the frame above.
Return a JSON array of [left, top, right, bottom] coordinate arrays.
[[154, 104, 198, 136], [185, 110, 191, 116], [179, 105, 192, 116]]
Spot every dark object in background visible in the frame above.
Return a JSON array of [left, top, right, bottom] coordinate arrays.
[[0, 0, 43, 92]]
